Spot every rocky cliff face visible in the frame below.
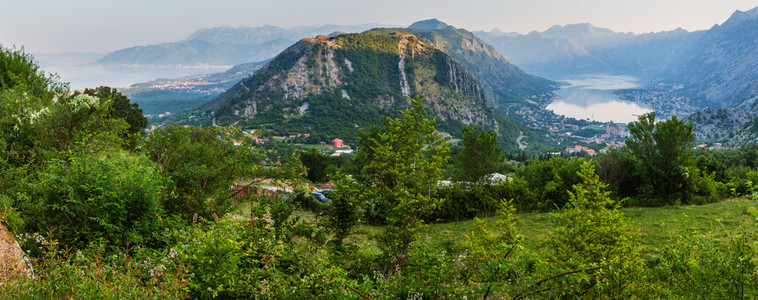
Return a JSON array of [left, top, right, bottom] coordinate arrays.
[[393, 22, 556, 108], [687, 81, 758, 145], [203, 31, 498, 139]]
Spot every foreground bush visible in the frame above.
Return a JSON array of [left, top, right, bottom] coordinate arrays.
[[1, 239, 189, 299]]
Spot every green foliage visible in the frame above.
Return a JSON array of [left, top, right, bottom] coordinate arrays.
[[455, 125, 503, 182], [0, 45, 66, 101], [0, 194, 23, 235], [355, 97, 449, 277], [35, 149, 165, 248], [2, 238, 189, 299], [290, 188, 324, 211], [144, 124, 251, 220], [627, 112, 695, 204], [299, 149, 330, 183], [650, 232, 757, 298], [432, 178, 532, 221], [319, 175, 360, 249], [75, 86, 147, 150], [521, 156, 585, 210], [39, 93, 129, 156], [539, 162, 644, 298], [461, 200, 529, 298]]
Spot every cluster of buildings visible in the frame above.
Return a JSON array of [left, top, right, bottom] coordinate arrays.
[[695, 143, 724, 150], [564, 145, 598, 156], [144, 111, 171, 118]]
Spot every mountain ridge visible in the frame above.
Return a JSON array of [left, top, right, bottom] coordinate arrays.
[[197, 31, 500, 142]]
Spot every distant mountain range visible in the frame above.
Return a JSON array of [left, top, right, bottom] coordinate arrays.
[[475, 23, 704, 78], [110, 8, 758, 147], [673, 8, 758, 145], [96, 24, 390, 67], [661, 8, 758, 108]]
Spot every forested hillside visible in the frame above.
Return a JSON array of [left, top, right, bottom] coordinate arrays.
[[197, 31, 500, 143]]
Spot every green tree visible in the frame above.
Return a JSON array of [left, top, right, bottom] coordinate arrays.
[[318, 175, 360, 250], [300, 149, 330, 183], [0, 46, 66, 169], [0, 46, 66, 100], [355, 97, 449, 278], [75, 86, 147, 150], [627, 112, 695, 204], [144, 125, 249, 220], [535, 162, 644, 298], [456, 125, 502, 182]]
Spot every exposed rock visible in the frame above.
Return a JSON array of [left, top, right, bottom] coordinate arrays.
[[0, 224, 31, 277]]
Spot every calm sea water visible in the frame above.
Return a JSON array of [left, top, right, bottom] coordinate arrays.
[[547, 74, 651, 123], [37, 54, 230, 90]]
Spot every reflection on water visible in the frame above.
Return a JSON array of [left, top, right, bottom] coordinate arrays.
[[547, 74, 651, 123]]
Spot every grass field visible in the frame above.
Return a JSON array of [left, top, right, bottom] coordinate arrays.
[[236, 196, 758, 259], [344, 198, 758, 256]]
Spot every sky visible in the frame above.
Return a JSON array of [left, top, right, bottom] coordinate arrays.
[[1, 0, 757, 54]]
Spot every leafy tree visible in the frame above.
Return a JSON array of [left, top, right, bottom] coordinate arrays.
[[627, 112, 695, 204], [521, 156, 584, 210], [75, 86, 147, 150], [456, 125, 502, 182], [462, 199, 527, 298], [299, 149, 330, 183], [144, 125, 250, 220], [354, 97, 449, 278], [0, 46, 66, 168], [318, 175, 360, 250], [38, 93, 128, 155], [0, 45, 66, 100], [537, 162, 643, 298]]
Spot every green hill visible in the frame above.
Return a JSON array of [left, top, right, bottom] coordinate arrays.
[[195, 32, 501, 143]]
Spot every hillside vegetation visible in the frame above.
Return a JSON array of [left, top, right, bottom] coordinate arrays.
[[5, 35, 758, 298], [195, 31, 499, 143]]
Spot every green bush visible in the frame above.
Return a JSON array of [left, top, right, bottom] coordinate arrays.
[[1, 237, 189, 299], [290, 188, 324, 211], [35, 149, 165, 249], [0, 194, 23, 235]]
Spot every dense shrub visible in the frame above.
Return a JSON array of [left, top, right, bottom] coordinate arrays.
[[145, 125, 254, 221], [520, 156, 584, 210], [1, 238, 189, 299], [34, 149, 164, 249]]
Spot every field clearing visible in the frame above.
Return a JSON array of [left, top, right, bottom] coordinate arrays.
[[342, 198, 758, 256]]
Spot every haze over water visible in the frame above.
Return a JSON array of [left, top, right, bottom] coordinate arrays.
[[547, 74, 651, 123]]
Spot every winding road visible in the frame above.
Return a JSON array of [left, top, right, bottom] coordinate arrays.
[[517, 131, 526, 150]]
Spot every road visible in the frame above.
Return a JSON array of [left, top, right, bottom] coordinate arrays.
[[517, 131, 526, 150]]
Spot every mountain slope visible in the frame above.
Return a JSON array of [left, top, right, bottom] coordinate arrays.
[[199, 32, 499, 142], [661, 7, 758, 107], [98, 39, 290, 66], [380, 20, 557, 108], [477, 24, 701, 78], [687, 82, 758, 145]]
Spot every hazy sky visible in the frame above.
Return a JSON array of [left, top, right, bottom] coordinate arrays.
[[1, 0, 756, 53]]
